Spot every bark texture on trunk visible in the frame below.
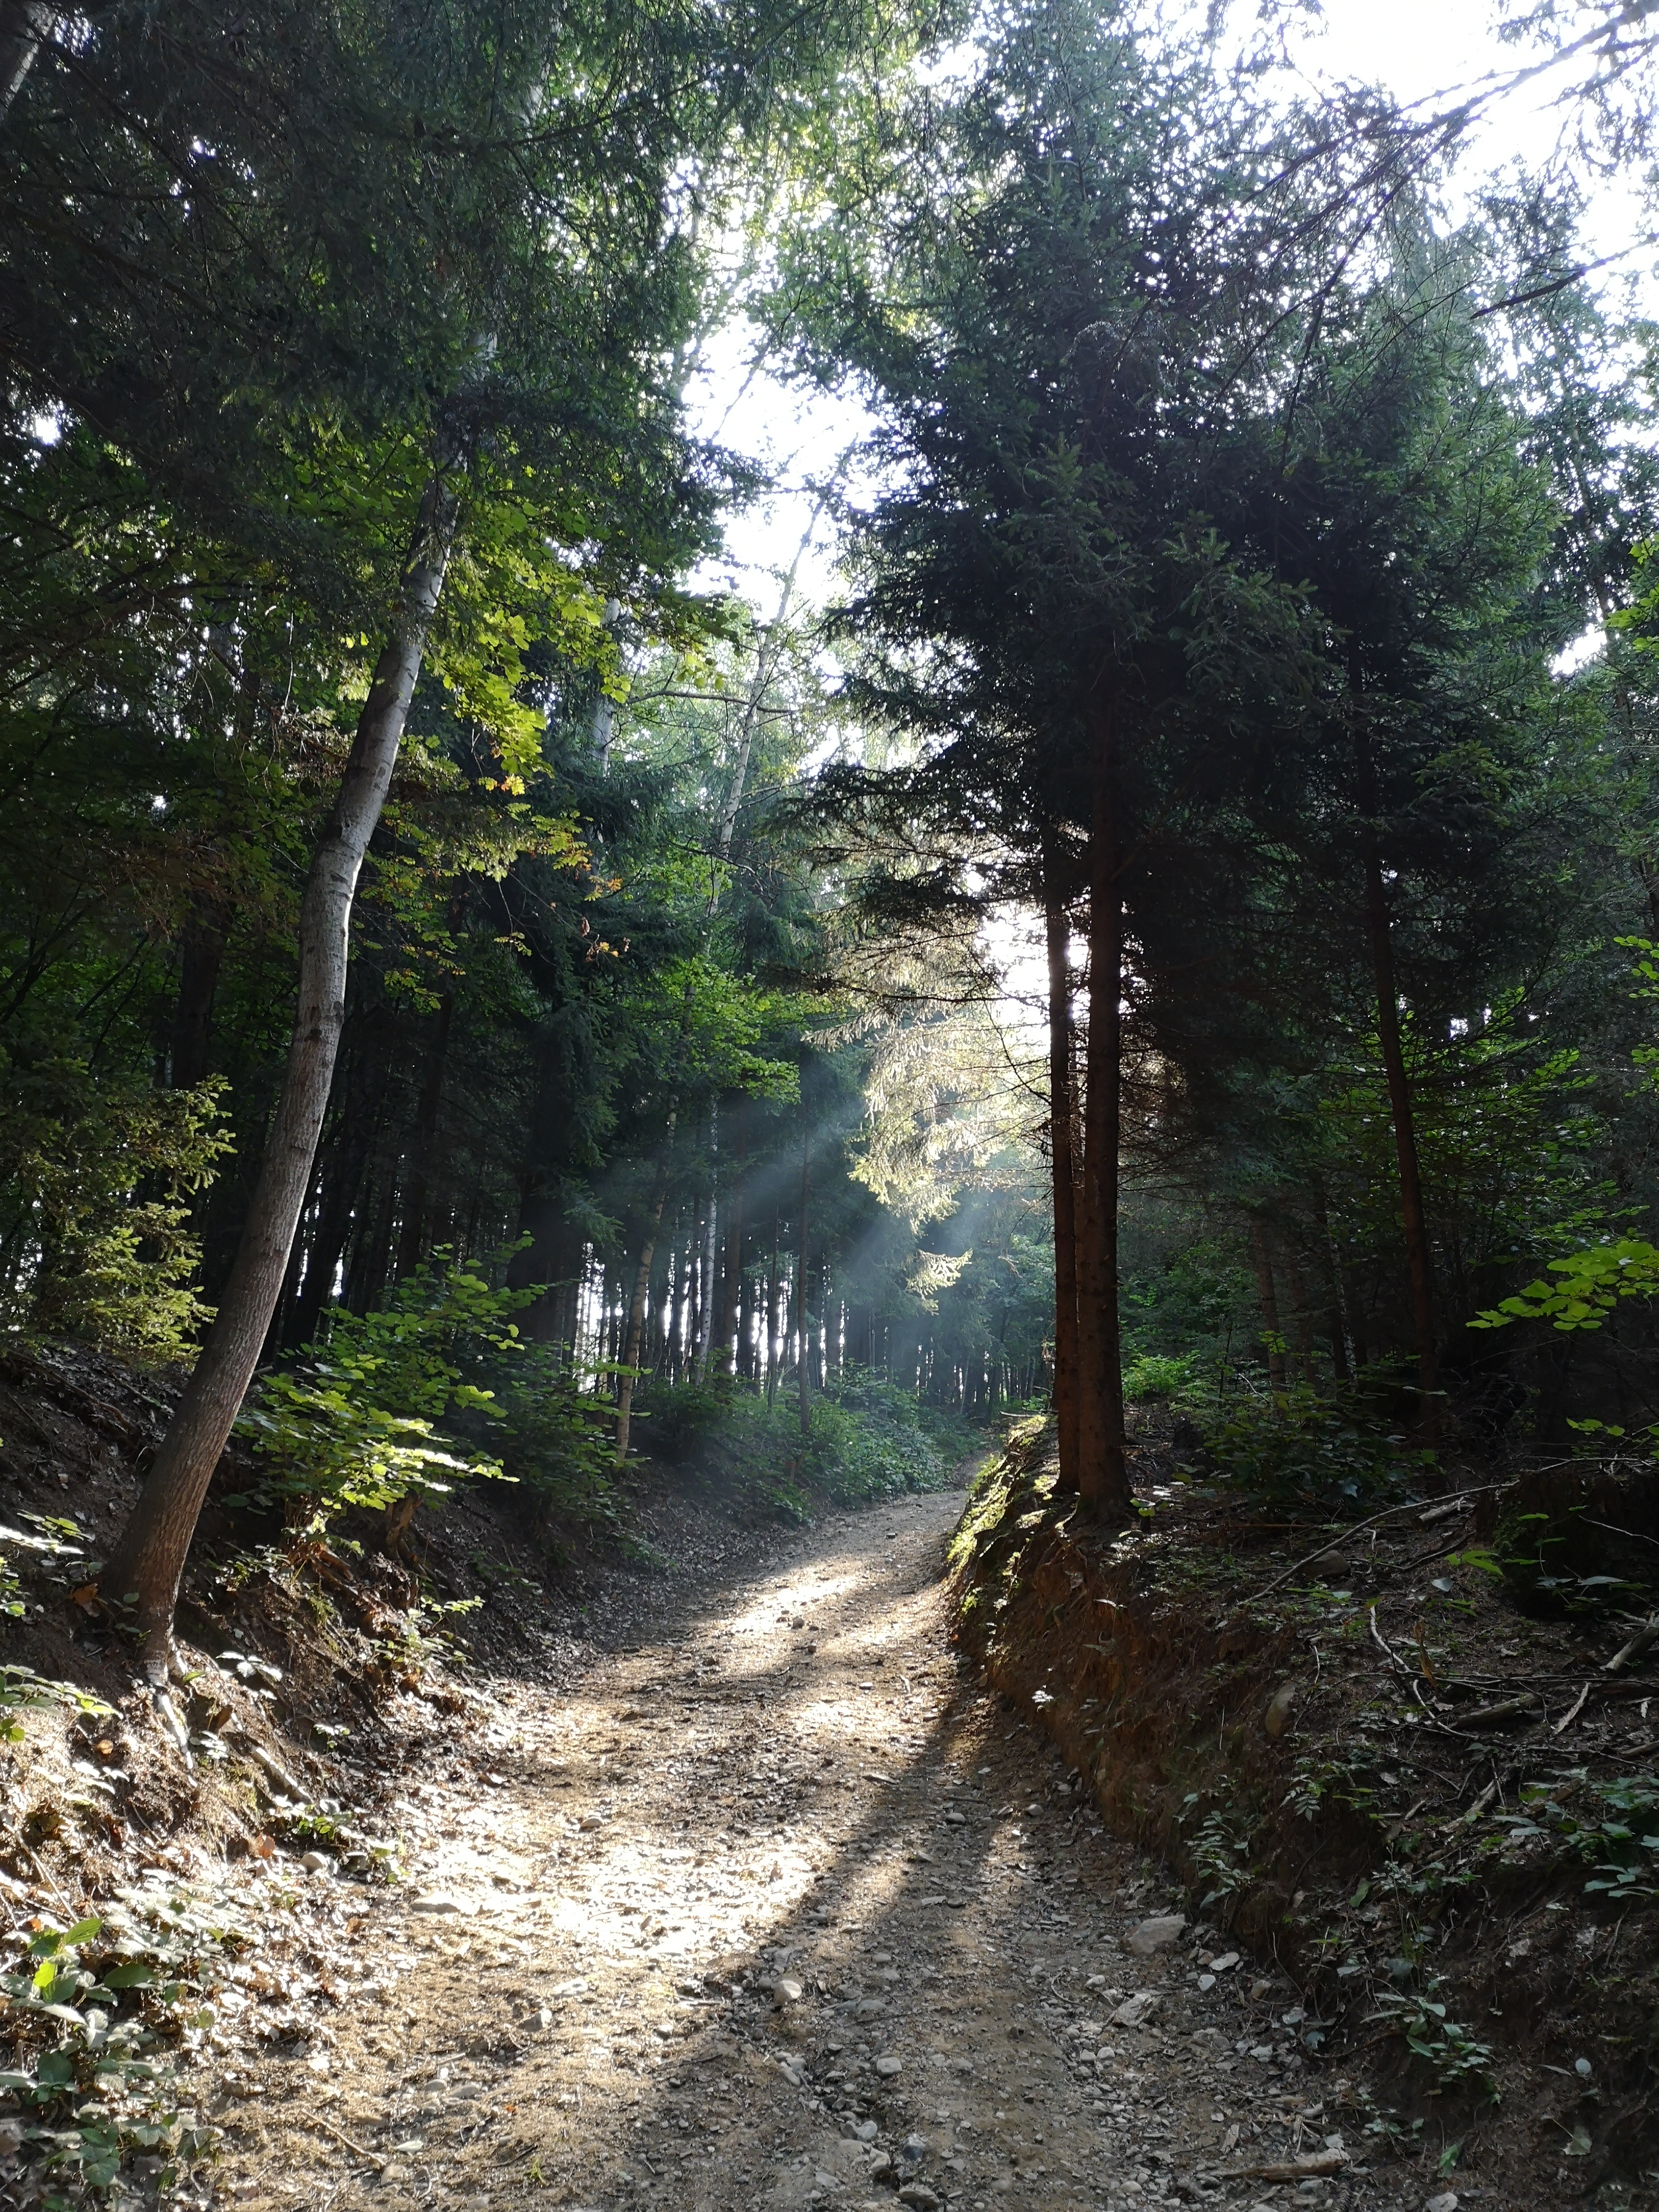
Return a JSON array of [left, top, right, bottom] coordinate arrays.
[[100, 464, 460, 1662], [1042, 832, 1081, 1493], [1075, 702, 1131, 1517], [0, 2, 52, 123]]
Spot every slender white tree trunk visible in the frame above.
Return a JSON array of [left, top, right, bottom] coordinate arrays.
[[101, 463, 462, 1663], [0, 3, 53, 124]]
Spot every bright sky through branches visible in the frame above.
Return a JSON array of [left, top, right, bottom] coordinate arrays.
[[691, 0, 1658, 605], [681, 0, 1659, 1046]]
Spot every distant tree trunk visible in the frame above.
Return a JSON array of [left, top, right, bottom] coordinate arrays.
[[0, 2, 52, 124], [285, 1049, 385, 1348], [170, 896, 232, 1090], [1353, 714, 1439, 1414], [1311, 1187, 1355, 1381], [617, 1106, 677, 1462], [738, 1241, 755, 1381], [693, 1100, 719, 1381], [1042, 826, 1081, 1493], [1074, 700, 1131, 1519], [396, 989, 454, 1277], [1249, 1218, 1288, 1390], [169, 656, 257, 1092], [591, 598, 621, 773], [766, 1214, 783, 1405], [714, 1100, 745, 1381], [510, 1209, 583, 1355], [667, 1238, 687, 1381], [654, 1256, 672, 1371], [100, 460, 461, 1662], [798, 1122, 812, 1439], [1278, 1232, 1318, 1384]]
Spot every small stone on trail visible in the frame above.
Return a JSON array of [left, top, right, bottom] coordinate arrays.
[[1209, 1951, 1240, 1973], [410, 1894, 465, 1915], [1425, 2197, 1458, 2212], [300, 1851, 330, 1874], [1127, 1914, 1186, 1956], [896, 2187, 941, 2210], [774, 1976, 804, 2005], [876, 2054, 903, 2077]]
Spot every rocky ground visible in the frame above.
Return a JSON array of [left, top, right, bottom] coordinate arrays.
[[187, 1483, 1448, 2212]]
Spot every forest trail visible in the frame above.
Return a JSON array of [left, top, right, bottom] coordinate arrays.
[[214, 1488, 1388, 2212]]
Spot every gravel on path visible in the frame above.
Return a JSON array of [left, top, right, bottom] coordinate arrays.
[[214, 1487, 1435, 2212]]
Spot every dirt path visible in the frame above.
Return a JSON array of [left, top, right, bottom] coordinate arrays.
[[211, 1488, 1408, 2212]]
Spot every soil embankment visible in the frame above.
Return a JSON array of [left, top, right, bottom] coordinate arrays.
[[948, 1418, 1659, 2208]]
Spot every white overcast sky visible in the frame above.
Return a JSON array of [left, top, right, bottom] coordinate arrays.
[[689, 0, 1658, 607]]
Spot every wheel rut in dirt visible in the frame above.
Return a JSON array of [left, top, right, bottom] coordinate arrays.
[[219, 1488, 1386, 2212]]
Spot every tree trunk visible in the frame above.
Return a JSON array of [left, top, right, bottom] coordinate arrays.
[[170, 895, 232, 1090], [591, 598, 621, 773], [1074, 701, 1131, 1518], [1042, 827, 1081, 1493], [1278, 1232, 1318, 1384], [615, 1107, 677, 1461], [693, 1101, 719, 1381], [348, 1143, 403, 1317], [766, 1214, 782, 1405], [510, 1199, 582, 1348], [797, 1122, 812, 1439], [1362, 849, 1438, 1406], [714, 1100, 745, 1381], [0, 2, 52, 124], [99, 461, 460, 1663], [287, 1071, 382, 1349], [1249, 1218, 1288, 1391], [396, 990, 454, 1277], [1353, 715, 1438, 1413]]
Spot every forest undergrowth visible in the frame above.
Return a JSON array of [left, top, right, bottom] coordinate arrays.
[[949, 1396, 1659, 2204]]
